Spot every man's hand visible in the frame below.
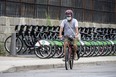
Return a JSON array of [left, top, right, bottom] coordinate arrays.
[[75, 33, 78, 39], [59, 35, 63, 39], [75, 35, 78, 39]]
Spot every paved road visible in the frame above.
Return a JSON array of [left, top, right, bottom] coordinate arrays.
[[0, 61, 116, 77]]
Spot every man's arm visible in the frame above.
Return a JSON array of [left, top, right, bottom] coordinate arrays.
[[59, 20, 64, 38], [59, 26, 63, 38], [75, 26, 79, 36], [75, 19, 79, 38]]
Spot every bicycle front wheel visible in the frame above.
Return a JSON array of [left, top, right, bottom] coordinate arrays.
[[70, 51, 74, 70], [4, 36, 23, 53], [65, 48, 73, 70]]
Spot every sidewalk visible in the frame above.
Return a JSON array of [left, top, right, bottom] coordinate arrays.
[[0, 56, 116, 73]]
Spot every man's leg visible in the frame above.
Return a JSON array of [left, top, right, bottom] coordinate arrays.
[[73, 38, 78, 60], [63, 38, 69, 60]]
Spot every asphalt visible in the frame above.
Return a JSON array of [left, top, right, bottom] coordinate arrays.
[[0, 55, 116, 73]]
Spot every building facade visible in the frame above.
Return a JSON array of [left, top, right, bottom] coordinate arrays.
[[0, 0, 116, 43], [0, 0, 116, 24]]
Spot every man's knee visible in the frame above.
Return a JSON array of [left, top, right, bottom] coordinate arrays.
[[73, 44, 77, 48], [64, 41, 68, 46]]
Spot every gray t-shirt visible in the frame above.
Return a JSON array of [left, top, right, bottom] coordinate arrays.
[[60, 18, 78, 38]]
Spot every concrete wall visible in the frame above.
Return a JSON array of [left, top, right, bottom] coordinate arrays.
[[0, 16, 116, 43]]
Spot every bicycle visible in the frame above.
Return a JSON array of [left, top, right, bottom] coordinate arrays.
[[62, 36, 75, 70], [4, 25, 23, 53]]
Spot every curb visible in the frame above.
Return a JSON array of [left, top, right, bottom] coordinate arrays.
[[1, 60, 116, 73]]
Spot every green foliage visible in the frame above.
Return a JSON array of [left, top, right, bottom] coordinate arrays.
[[0, 43, 6, 56], [46, 13, 52, 26]]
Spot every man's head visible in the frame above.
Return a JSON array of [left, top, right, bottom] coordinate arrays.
[[65, 9, 73, 21]]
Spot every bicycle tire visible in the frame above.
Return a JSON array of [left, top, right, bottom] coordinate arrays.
[[84, 46, 92, 57], [70, 50, 74, 69], [48, 46, 56, 58], [79, 46, 85, 57], [89, 46, 95, 57], [102, 46, 108, 56], [4, 36, 23, 53], [105, 45, 112, 56], [98, 46, 104, 56], [53, 46, 64, 58], [92, 46, 99, 56], [65, 48, 71, 70], [17, 36, 28, 54], [35, 45, 52, 59]]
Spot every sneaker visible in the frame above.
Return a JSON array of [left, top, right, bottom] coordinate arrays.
[[74, 54, 78, 60]]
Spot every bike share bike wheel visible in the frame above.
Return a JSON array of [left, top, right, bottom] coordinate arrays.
[[34, 40, 52, 59], [35, 45, 52, 59], [4, 35, 23, 53]]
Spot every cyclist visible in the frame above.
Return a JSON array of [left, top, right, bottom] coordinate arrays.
[[59, 9, 79, 61]]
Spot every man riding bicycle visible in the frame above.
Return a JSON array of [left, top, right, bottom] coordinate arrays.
[[59, 9, 79, 61]]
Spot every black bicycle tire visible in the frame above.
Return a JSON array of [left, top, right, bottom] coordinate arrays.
[[89, 46, 95, 57], [102, 46, 108, 56], [40, 45, 52, 58], [35, 45, 52, 59], [79, 46, 85, 57], [4, 36, 23, 53], [53, 46, 64, 58], [105, 45, 112, 56], [24, 35, 33, 47], [48, 46, 56, 58], [34, 46, 43, 58], [92, 46, 99, 57], [98, 46, 104, 56], [70, 50, 74, 69], [65, 48, 70, 70], [84, 46, 92, 57]]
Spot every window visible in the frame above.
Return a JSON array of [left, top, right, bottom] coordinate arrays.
[[83, 10, 93, 22], [48, 6, 60, 19], [84, 0, 93, 10], [48, 0, 61, 6], [74, 9, 83, 21], [102, 2, 109, 11], [60, 8, 68, 19], [93, 11, 103, 23], [110, 2, 115, 12], [6, 2, 20, 17], [21, 3, 35, 17], [0, 1, 5, 16], [7, 0, 20, 2], [61, 0, 75, 7], [93, 0, 103, 11], [102, 12, 109, 23], [110, 13, 116, 24], [36, 0, 48, 4], [36, 5, 47, 18], [21, 0, 35, 3], [75, 0, 83, 8]]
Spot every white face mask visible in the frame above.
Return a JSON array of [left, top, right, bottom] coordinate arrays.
[[67, 17, 72, 21]]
